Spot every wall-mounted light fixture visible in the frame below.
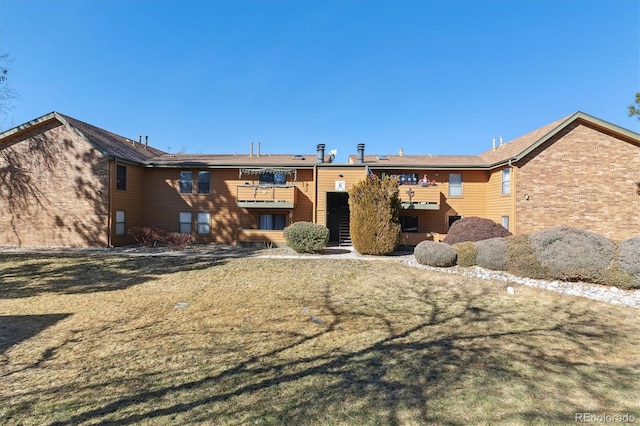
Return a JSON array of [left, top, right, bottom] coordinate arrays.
[[338, 174, 344, 178], [524, 194, 529, 201]]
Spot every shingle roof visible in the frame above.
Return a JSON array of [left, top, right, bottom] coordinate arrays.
[[146, 153, 325, 167], [57, 113, 167, 163], [477, 114, 572, 165], [349, 154, 487, 168], [4, 111, 637, 170]]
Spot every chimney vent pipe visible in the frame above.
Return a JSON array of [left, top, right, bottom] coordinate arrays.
[[257, 142, 261, 157], [250, 142, 253, 157], [357, 143, 365, 164], [316, 144, 325, 164]]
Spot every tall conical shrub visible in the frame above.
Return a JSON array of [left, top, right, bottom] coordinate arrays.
[[349, 175, 401, 255]]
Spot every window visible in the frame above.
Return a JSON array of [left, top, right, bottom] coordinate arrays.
[[179, 212, 192, 234], [258, 214, 287, 230], [197, 212, 210, 235], [198, 171, 211, 194], [180, 171, 193, 193], [115, 210, 126, 235], [501, 216, 510, 230], [116, 165, 127, 191], [400, 216, 418, 233], [259, 172, 287, 185], [449, 173, 462, 196], [448, 215, 462, 229], [502, 168, 511, 195]]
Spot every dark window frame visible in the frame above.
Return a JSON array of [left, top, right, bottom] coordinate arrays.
[[258, 213, 287, 230], [197, 171, 211, 194], [116, 165, 127, 191], [180, 171, 193, 194], [400, 215, 419, 233]]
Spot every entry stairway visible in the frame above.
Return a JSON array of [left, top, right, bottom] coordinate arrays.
[[338, 214, 352, 247]]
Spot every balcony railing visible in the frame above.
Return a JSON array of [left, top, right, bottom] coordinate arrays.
[[236, 184, 296, 208], [398, 184, 440, 210]]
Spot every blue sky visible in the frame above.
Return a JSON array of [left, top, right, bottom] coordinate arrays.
[[1, 0, 638, 162]]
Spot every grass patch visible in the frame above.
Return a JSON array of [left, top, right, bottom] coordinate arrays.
[[1, 254, 639, 425]]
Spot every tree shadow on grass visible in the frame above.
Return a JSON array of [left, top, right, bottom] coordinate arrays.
[[0, 314, 72, 356], [0, 254, 224, 299], [33, 279, 640, 426]]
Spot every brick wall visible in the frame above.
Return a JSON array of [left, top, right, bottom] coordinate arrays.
[[0, 123, 110, 246], [515, 121, 640, 240]]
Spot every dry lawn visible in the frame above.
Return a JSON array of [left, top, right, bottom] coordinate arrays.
[[1, 253, 639, 425]]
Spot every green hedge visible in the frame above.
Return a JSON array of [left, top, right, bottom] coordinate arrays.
[[283, 222, 329, 253]]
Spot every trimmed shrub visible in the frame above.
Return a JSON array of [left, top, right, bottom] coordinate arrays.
[[475, 237, 508, 271], [528, 226, 615, 284], [603, 237, 640, 289], [349, 176, 401, 255], [443, 216, 512, 245], [618, 236, 640, 281], [414, 241, 457, 267], [506, 234, 548, 279], [283, 221, 329, 253], [453, 242, 477, 267]]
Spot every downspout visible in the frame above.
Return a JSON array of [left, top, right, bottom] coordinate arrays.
[[509, 158, 516, 234]]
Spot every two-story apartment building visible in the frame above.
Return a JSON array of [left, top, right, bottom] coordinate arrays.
[[1, 111, 638, 247]]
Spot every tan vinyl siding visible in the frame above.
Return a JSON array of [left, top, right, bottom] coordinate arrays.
[[315, 167, 367, 226], [440, 170, 489, 232], [111, 162, 146, 245], [485, 166, 515, 232], [141, 167, 315, 245]]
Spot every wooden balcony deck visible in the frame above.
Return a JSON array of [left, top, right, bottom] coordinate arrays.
[[236, 185, 296, 208], [398, 185, 440, 210]]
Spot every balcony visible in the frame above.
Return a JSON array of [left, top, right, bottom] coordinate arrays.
[[236, 184, 296, 208], [398, 184, 440, 210]]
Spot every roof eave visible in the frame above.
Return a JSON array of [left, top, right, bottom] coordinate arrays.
[[0, 112, 59, 142]]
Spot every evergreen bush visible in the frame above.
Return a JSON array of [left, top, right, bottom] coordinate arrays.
[[442, 216, 512, 245], [414, 240, 457, 267], [283, 221, 329, 253], [603, 237, 640, 289], [349, 175, 401, 255], [475, 237, 508, 271], [453, 242, 477, 267], [528, 226, 615, 283], [506, 234, 548, 279]]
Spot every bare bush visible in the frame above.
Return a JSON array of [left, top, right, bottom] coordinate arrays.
[[414, 241, 457, 267], [443, 217, 512, 245]]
